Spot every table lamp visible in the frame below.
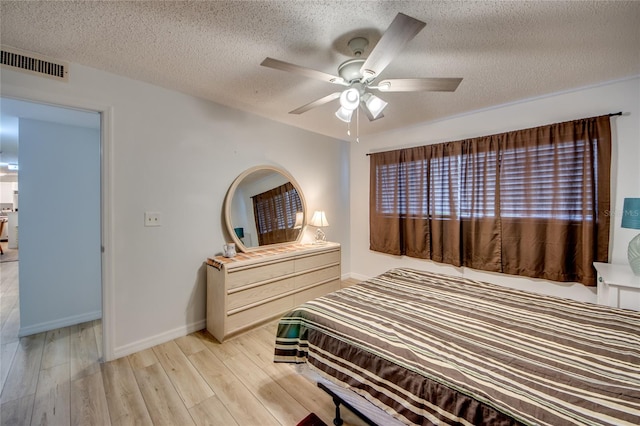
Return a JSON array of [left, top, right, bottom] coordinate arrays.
[[621, 198, 640, 276], [309, 211, 329, 244], [234, 227, 245, 239]]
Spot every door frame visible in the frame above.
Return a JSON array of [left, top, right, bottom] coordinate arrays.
[[2, 86, 115, 361]]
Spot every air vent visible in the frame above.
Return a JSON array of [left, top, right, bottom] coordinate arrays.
[[1, 46, 68, 82]]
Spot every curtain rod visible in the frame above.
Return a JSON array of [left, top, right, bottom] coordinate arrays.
[[365, 112, 624, 156]]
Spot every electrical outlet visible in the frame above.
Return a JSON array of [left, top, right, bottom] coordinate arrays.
[[144, 211, 162, 227]]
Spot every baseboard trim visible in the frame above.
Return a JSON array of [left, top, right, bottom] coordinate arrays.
[[348, 272, 370, 282], [18, 310, 102, 337], [112, 319, 206, 360]]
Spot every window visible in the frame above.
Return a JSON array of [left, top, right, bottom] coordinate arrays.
[[252, 182, 302, 245], [370, 115, 612, 286], [375, 140, 595, 220]]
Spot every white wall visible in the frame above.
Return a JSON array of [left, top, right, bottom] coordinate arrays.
[[1, 64, 349, 359], [18, 118, 102, 335], [350, 77, 640, 303]]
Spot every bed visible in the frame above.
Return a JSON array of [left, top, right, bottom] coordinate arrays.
[[275, 268, 640, 425]]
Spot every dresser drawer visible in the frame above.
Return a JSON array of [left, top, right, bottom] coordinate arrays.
[[227, 260, 295, 290], [294, 280, 340, 305], [228, 277, 296, 311], [295, 250, 340, 272], [295, 265, 340, 289], [226, 295, 294, 333]]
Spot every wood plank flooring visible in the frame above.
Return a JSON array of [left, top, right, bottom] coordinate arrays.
[[1, 258, 366, 425]]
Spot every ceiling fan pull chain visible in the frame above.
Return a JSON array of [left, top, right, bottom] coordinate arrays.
[[347, 119, 351, 136], [356, 108, 360, 143]]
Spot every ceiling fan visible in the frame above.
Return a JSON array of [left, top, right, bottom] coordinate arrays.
[[260, 13, 462, 124]]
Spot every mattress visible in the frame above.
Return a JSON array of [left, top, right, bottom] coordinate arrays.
[[274, 268, 640, 425]]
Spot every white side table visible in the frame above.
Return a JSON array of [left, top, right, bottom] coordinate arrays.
[[593, 262, 640, 311]]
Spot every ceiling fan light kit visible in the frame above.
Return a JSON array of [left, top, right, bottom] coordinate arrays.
[[361, 93, 388, 120], [339, 87, 360, 110], [335, 106, 354, 123], [261, 12, 463, 136]]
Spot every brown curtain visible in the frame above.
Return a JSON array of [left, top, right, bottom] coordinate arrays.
[[252, 182, 302, 245], [370, 115, 611, 286]]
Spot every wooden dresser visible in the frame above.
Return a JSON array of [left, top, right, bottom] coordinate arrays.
[[206, 242, 341, 342]]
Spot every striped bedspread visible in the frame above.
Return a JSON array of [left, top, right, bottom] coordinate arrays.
[[274, 268, 640, 425]]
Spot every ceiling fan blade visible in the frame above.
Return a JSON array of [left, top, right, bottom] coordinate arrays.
[[261, 58, 345, 85], [360, 13, 426, 80], [289, 92, 341, 114], [376, 78, 463, 92]]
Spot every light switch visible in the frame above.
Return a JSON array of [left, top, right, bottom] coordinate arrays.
[[144, 211, 162, 227]]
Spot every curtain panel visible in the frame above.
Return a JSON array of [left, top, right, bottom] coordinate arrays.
[[370, 115, 612, 285], [252, 182, 302, 246]]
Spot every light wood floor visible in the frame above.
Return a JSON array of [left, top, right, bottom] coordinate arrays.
[[0, 258, 367, 425]]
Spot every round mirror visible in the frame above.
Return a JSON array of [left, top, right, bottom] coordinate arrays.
[[224, 165, 307, 252]]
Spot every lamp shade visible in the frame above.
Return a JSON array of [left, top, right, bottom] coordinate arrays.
[[234, 227, 244, 239], [621, 198, 640, 230], [339, 88, 360, 110], [293, 212, 304, 229], [362, 93, 388, 119], [335, 107, 354, 123], [309, 211, 329, 227], [622, 198, 640, 276]]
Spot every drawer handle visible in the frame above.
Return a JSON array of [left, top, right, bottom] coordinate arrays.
[[598, 276, 603, 282]]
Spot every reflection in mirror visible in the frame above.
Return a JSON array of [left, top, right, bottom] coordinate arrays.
[[224, 166, 306, 252]]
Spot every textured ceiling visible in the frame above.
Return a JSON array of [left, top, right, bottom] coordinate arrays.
[[1, 1, 639, 141]]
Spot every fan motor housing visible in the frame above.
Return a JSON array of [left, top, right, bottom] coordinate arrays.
[[338, 58, 365, 83]]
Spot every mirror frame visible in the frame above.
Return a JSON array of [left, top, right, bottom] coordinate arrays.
[[223, 165, 307, 253]]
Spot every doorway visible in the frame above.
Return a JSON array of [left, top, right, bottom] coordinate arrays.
[[0, 98, 103, 357]]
